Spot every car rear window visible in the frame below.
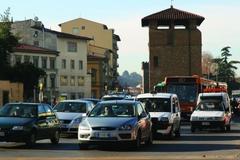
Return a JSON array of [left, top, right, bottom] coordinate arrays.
[[54, 102, 86, 113]]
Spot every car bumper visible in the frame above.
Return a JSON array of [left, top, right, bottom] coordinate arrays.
[[151, 120, 172, 135], [78, 129, 135, 143], [0, 130, 31, 142], [191, 121, 225, 129], [60, 123, 79, 134]]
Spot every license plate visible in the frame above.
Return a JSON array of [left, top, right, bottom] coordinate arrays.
[[97, 132, 111, 138], [0, 132, 5, 137], [61, 124, 68, 128], [202, 122, 210, 126]]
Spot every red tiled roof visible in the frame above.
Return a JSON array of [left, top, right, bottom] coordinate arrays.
[[142, 6, 204, 27], [14, 44, 59, 55]]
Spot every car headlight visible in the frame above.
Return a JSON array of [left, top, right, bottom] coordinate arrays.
[[191, 116, 198, 121], [12, 126, 24, 130], [119, 124, 132, 131], [159, 117, 169, 122], [72, 117, 82, 124], [79, 122, 90, 130]]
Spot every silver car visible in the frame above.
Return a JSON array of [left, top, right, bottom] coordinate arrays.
[[78, 100, 152, 149], [53, 100, 94, 135]]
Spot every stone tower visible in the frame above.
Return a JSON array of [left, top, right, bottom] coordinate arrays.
[[142, 6, 205, 90]]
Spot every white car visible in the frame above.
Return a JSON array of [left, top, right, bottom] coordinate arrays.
[[53, 100, 94, 135], [190, 92, 232, 132], [137, 93, 181, 138]]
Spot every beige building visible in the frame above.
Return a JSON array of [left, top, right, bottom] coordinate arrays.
[[59, 18, 120, 93], [0, 81, 23, 106], [12, 19, 92, 101]]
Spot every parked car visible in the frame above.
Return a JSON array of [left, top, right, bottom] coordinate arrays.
[[78, 100, 152, 149], [190, 92, 232, 132], [137, 93, 181, 138], [53, 100, 94, 135], [0, 102, 60, 146]]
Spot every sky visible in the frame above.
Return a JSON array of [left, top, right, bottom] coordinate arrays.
[[1, 0, 240, 76]]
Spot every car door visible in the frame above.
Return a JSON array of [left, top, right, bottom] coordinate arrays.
[[136, 103, 151, 139]]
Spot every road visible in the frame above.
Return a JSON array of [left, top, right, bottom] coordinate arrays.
[[0, 122, 240, 160]]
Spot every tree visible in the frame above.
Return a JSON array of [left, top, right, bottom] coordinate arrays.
[[0, 8, 18, 79], [213, 46, 240, 92], [11, 63, 46, 100]]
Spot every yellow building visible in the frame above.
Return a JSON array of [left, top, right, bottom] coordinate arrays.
[[59, 18, 120, 97], [0, 80, 23, 106]]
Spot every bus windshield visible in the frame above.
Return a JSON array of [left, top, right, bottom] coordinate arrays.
[[167, 84, 197, 103]]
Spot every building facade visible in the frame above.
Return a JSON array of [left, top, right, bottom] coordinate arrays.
[[11, 19, 91, 101], [0, 80, 23, 106], [59, 18, 120, 96], [142, 6, 205, 90]]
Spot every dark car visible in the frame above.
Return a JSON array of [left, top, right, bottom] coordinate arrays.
[[0, 103, 60, 146]]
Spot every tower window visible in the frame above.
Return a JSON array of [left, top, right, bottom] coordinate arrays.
[[153, 56, 159, 67]]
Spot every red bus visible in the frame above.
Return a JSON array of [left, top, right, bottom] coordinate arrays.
[[163, 75, 217, 120]]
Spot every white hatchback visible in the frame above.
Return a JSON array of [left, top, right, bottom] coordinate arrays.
[[137, 93, 181, 138]]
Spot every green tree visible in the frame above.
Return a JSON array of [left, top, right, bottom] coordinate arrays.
[[214, 46, 240, 91], [0, 8, 18, 79], [11, 62, 46, 100]]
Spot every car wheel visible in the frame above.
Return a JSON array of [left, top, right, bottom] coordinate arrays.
[[220, 126, 225, 132], [26, 132, 36, 146], [145, 131, 153, 145], [51, 130, 60, 144], [78, 143, 89, 150]]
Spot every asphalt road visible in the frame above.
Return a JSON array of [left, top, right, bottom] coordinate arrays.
[[0, 121, 240, 160]]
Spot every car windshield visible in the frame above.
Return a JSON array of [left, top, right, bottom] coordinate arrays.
[[167, 84, 197, 103], [138, 98, 171, 112], [54, 102, 86, 113], [196, 100, 224, 111], [0, 104, 37, 118], [89, 103, 135, 117]]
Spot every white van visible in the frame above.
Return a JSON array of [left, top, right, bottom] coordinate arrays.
[[190, 92, 231, 132], [137, 93, 181, 138]]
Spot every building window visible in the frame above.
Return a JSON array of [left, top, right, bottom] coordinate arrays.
[[78, 92, 84, 98], [33, 56, 39, 67], [62, 59, 66, 69], [60, 75, 68, 86], [50, 74, 55, 88], [81, 26, 85, 30], [153, 56, 159, 67], [72, 27, 79, 35], [78, 76, 85, 86], [67, 41, 77, 52], [24, 55, 30, 63], [42, 57, 47, 69], [50, 58, 55, 69], [33, 41, 39, 46], [70, 76, 75, 86], [15, 55, 22, 64], [91, 68, 97, 85], [70, 93, 76, 99], [71, 60, 75, 69], [79, 60, 83, 70]]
